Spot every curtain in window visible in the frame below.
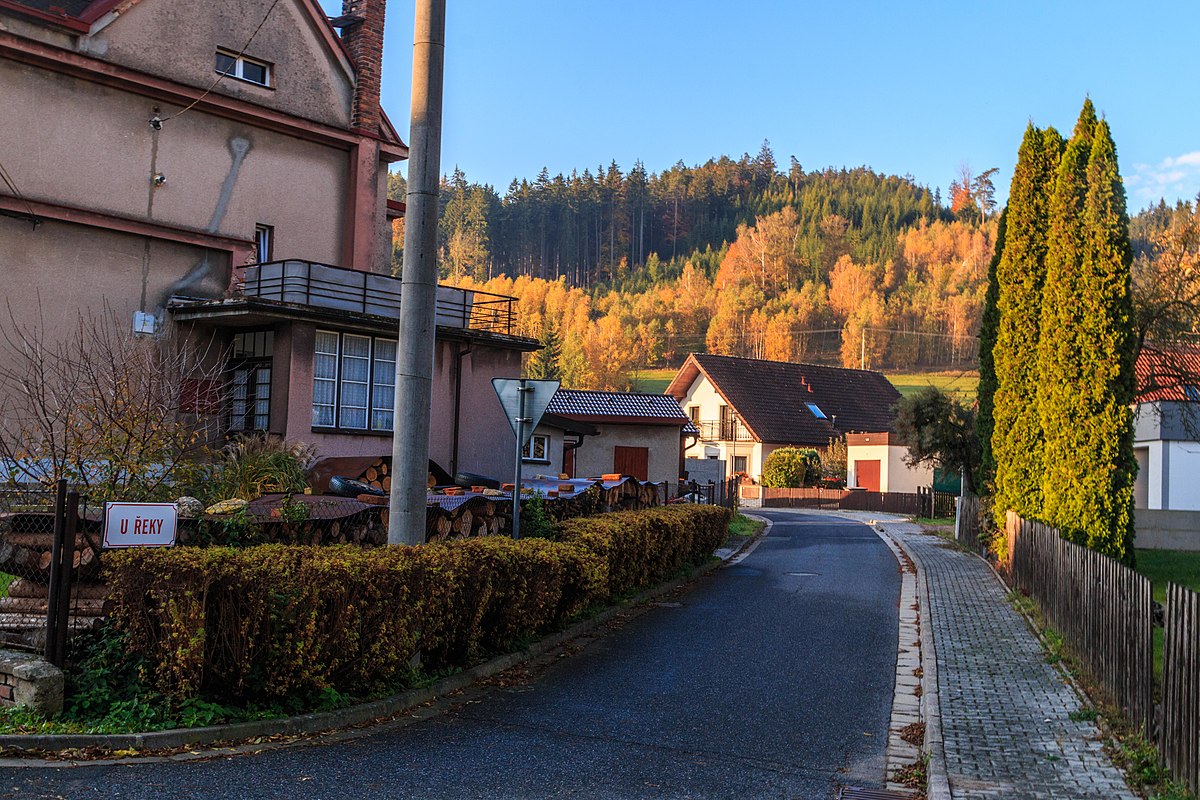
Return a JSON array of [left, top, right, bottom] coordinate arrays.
[[313, 331, 338, 427], [371, 338, 397, 431], [339, 334, 370, 430]]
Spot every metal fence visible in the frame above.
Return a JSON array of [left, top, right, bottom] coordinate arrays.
[[0, 481, 104, 665], [677, 477, 739, 511]]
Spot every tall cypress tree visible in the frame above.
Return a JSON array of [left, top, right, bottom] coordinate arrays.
[[1038, 101, 1137, 561], [975, 207, 1006, 491], [992, 124, 1064, 535]]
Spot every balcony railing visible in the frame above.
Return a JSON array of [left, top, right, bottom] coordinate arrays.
[[241, 260, 516, 336], [697, 420, 754, 442]]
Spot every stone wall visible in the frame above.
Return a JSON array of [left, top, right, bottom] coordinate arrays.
[[0, 650, 63, 714], [1135, 509, 1200, 551]]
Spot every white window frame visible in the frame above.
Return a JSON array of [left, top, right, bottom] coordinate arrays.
[[522, 433, 551, 464], [312, 330, 397, 433], [254, 224, 274, 263], [216, 49, 272, 87]]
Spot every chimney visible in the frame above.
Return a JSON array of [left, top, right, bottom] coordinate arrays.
[[340, 0, 386, 133]]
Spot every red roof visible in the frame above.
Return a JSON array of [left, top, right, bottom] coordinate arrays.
[[1136, 346, 1200, 403]]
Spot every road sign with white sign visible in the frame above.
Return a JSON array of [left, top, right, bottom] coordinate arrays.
[[491, 378, 559, 447], [103, 502, 178, 548]]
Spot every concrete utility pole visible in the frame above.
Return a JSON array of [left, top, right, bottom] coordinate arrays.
[[389, 0, 446, 545]]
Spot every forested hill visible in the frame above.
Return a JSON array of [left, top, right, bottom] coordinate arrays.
[[388, 142, 952, 289]]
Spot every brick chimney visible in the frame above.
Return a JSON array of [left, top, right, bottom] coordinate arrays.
[[339, 0, 386, 133]]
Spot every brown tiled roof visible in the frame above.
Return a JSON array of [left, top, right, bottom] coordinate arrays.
[[1136, 346, 1200, 403], [667, 353, 902, 445], [547, 389, 690, 427]]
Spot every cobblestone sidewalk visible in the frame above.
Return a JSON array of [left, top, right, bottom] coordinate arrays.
[[883, 519, 1136, 800]]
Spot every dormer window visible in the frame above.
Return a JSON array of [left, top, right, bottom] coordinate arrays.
[[216, 49, 272, 87]]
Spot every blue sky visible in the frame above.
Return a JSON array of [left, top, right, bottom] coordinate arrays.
[[324, 1, 1200, 210]]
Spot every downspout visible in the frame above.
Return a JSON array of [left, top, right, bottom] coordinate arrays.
[[562, 432, 589, 478], [449, 342, 471, 476]]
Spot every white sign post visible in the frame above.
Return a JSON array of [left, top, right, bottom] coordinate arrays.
[[103, 502, 178, 548], [492, 378, 559, 539]]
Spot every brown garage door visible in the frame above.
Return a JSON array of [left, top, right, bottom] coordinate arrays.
[[613, 446, 650, 481], [855, 459, 881, 492]]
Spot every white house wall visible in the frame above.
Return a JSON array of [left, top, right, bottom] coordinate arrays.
[[1164, 441, 1200, 510], [680, 375, 726, 463], [847, 443, 933, 492], [574, 424, 681, 485], [520, 423, 564, 481]]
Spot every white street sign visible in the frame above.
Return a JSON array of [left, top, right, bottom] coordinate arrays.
[[103, 502, 178, 548]]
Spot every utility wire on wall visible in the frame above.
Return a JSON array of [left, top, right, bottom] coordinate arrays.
[[0, 158, 39, 226], [155, 0, 284, 127]]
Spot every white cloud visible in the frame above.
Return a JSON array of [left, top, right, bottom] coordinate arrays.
[[1128, 150, 1200, 208]]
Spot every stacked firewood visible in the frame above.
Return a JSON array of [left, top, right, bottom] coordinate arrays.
[[358, 457, 392, 493], [0, 513, 109, 645], [424, 496, 506, 542]]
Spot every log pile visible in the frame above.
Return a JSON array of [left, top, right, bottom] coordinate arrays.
[[0, 513, 109, 646], [425, 496, 506, 543], [358, 457, 393, 494]]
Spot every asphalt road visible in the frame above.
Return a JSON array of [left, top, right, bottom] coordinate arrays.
[[5, 510, 900, 800]]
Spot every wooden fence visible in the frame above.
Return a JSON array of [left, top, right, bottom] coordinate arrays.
[[1008, 513, 1154, 738], [955, 492, 986, 555], [756, 486, 956, 518], [1162, 582, 1200, 792]]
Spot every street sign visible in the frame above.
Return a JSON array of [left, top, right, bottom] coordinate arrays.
[[103, 502, 178, 548], [491, 378, 559, 447], [492, 378, 560, 540]]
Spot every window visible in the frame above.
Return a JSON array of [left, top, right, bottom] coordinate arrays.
[[254, 224, 274, 262], [522, 434, 550, 463], [733, 455, 748, 474], [688, 405, 700, 425], [312, 330, 397, 432], [805, 402, 827, 419], [228, 330, 273, 432], [215, 49, 272, 87], [1186, 385, 1200, 402]]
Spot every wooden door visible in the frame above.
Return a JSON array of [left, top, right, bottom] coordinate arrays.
[[614, 446, 650, 481], [855, 459, 881, 492]]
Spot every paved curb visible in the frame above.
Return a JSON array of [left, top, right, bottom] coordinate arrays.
[[883, 522, 951, 800], [825, 511, 950, 800], [0, 516, 768, 766]]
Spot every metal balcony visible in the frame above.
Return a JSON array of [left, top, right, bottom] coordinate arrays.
[[697, 420, 754, 442], [241, 260, 516, 335]]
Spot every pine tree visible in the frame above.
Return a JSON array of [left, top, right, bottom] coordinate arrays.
[[975, 207, 1006, 490], [991, 124, 1064, 533], [526, 318, 562, 380], [1038, 100, 1137, 561]]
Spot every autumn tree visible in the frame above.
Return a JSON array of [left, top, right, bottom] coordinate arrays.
[[1037, 101, 1137, 562], [894, 387, 980, 493]]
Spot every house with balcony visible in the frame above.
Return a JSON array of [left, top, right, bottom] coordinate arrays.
[[666, 353, 902, 481], [0, 0, 541, 479], [172, 261, 538, 479]]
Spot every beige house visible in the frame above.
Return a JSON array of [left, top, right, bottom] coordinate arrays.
[[667, 353, 903, 481], [525, 390, 694, 485], [844, 432, 933, 493], [0, 0, 538, 479]]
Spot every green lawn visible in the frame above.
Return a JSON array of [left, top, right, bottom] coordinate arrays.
[[1135, 549, 1200, 681], [628, 368, 678, 394], [885, 371, 979, 402]]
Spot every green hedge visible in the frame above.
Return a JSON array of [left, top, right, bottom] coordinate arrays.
[[104, 504, 731, 703]]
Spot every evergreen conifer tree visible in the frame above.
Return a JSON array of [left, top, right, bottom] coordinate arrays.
[[975, 207, 1006, 490], [526, 318, 562, 380], [1038, 101, 1137, 561], [991, 124, 1064, 534]]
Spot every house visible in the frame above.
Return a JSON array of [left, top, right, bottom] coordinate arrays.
[[1133, 346, 1200, 511], [0, 0, 538, 479], [520, 390, 695, 485], [666, 353, 902, 481], [844, 432, 934, 493]]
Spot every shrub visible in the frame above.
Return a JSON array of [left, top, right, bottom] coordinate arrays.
[[102, 504, 728, 706], [202, 436, 316, 503], [761, 447, 821, 488]]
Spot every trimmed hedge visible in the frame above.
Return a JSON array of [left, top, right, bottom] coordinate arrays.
[[104, 504, 731, 703]]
